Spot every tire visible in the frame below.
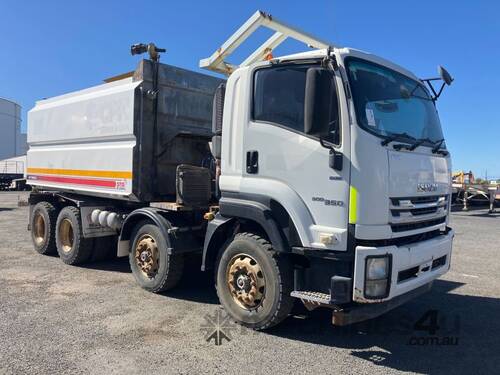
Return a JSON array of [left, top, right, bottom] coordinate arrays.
[[215, 232, 294, 330], [30, 201, 58, 255], [55, 206, 93, 265], [129, 221, 184, 293], [91, 235, 117, 262]]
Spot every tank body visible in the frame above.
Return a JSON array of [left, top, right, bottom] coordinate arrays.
[[27, 60, 224, 202]]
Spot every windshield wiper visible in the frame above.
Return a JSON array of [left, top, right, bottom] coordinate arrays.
[[381, 132, 417, 146], [408, 138, 426, 150], [431, 139, 448, 155], [407, 137, 437, 151], [386, 135, 448, 154]]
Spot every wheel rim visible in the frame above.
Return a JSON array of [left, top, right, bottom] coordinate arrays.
[[134, 234, 160, 279], [33, 212, 46, 247], [226, 254, 265, 310], [59, 218, 74, 253]]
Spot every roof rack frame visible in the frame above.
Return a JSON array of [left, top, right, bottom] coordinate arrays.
[[199, 10, 334, 75]]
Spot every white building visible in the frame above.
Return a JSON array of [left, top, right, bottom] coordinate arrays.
[[0, 155, 26, 176], [0, 98, 27, 160]]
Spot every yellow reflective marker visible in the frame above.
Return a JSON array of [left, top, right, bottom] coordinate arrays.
[[27, 167, 132, 179], [349, 186, 358, 224]]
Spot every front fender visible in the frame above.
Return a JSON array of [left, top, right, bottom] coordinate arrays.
[[219, 197, 287, 253], [201, 214, 235, 271]]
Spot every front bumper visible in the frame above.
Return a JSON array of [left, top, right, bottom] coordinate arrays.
[[332, 282, 433, 326], [352, 228, 454, 303], [290, 228, 454, 325]]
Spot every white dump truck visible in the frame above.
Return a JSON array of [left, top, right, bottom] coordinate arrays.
[[27, 11, 454, 329]]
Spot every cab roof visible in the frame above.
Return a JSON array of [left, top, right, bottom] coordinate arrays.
[[275, 47, 420, 82]]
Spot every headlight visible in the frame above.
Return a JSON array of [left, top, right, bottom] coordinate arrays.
[[364, 255, 391, 298], [365, 280, 388, 298], [366, 257, 389, 280]]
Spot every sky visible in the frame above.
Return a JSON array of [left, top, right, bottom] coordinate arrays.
[[1, 1, 499, 177]]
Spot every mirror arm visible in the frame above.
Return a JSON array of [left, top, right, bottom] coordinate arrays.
[[435, 82, 446, 100], [422, 78, 449, 101], [322, 46, 339, 71], [319, 138, 343, 171], [425, 80, 439, 100], [319, 137, 330, 149]]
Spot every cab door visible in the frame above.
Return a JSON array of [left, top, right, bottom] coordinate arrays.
[[240, 63, 351, 250]]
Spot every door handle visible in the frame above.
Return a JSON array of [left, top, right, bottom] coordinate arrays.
[[246, 150, 259, 174]]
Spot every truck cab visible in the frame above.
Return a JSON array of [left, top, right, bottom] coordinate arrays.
[[201, 12, 453, 327]]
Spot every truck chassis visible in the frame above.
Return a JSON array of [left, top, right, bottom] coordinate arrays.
[[28, 189, 450, 329]]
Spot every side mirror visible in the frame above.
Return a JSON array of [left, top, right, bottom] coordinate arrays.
[[438, 66, 453, 86], [304, 68, 334, 137]]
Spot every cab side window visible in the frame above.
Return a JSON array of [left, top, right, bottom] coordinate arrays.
[[253, 65, 339, 144]]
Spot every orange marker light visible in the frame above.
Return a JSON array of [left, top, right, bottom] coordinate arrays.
[[264, 53, 273, 61]]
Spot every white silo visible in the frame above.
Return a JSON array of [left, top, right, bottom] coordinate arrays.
[[0, 98, 26, 160]]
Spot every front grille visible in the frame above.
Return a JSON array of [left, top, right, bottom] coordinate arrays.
[[390, 195, 442, 205], [357, 229, 444, 247], [390, 195, 448, 208], [389, 195, 448, 233], [391, 206, 438, 217], [391, 216, 447, 233]]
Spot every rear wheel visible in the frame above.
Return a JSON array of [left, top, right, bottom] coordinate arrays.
[[215, 232, 294, 330], [30, 201, 58, 255], [55, 206, 92, 265], [129, 222, 184, 293]]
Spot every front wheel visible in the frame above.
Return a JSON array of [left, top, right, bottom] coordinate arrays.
[[215, 232, 294, 330], [129, 222, 184, 293]]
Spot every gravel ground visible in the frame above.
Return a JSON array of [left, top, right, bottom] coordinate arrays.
[[0, 191, 499, 374]]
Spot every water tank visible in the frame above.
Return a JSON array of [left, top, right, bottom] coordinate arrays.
[[0, 98, 26, 159]]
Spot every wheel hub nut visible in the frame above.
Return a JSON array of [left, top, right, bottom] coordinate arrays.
[[140, 251, 150, 262], [236, 275, 250, 290]]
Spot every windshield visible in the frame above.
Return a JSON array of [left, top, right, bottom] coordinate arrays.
[[346, 58, 445, 146]]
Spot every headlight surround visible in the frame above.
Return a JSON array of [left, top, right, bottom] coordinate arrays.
[[364, 255, 391, 299]]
